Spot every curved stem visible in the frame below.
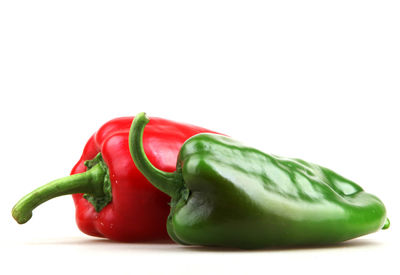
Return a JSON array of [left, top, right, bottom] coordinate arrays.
[[12, 163, 106, 224], [129, 112, 182, 198]]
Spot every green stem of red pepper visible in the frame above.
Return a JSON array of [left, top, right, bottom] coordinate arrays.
[[12, 154, 109, 224]]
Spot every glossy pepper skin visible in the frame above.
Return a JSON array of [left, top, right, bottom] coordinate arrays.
[[130, 113, 389, 248], [12, 116, 218, 242]]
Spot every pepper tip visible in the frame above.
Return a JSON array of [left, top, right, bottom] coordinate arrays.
[[382, 218, 390, 230]]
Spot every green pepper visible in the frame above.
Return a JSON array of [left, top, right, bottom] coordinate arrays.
[[129, 112, 389, 249]]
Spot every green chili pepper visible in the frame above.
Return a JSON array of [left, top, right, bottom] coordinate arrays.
[[129, 112, 389, 249]]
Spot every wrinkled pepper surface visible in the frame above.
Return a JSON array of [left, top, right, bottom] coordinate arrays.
[[130, 112, 389, 248], [12, 116, 218, 241]]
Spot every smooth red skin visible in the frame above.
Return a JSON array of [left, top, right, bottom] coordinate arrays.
[[71, 117, 218, 242]]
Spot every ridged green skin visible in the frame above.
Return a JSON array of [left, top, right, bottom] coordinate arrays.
[[129, 113, 388, 249], [165, 134, 387, 248]]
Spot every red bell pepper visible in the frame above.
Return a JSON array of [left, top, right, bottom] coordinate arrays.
[[12, 116, 218, 241]]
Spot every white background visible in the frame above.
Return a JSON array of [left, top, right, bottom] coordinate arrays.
[[0, 1, 399, 274]]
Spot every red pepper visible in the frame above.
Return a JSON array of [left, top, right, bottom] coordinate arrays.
[[12, 116, 218, 241]]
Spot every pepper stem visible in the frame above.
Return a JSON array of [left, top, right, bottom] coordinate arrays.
[[12, 162, 107, 224], [129, 112, 182, 198]]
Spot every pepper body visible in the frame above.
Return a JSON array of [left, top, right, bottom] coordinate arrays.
[[130, 113, 389, 248], [13, 116, 218, 242]]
